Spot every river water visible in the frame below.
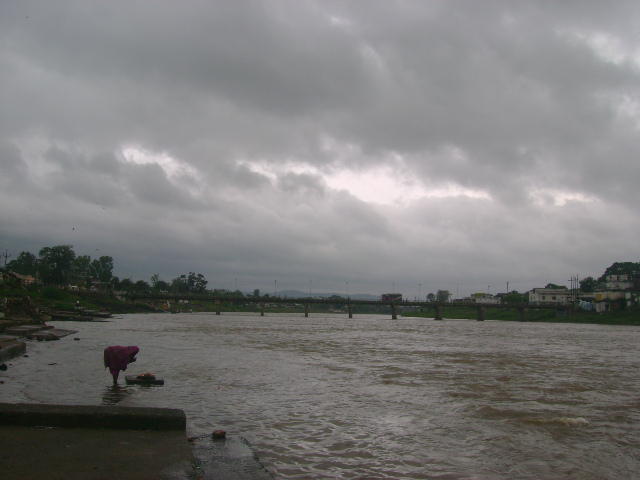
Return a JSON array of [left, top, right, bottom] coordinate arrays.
[[2, 312, 640, 479]]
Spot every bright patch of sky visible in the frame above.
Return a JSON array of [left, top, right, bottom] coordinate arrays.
[[241, 159, 489, 205], [529, 188, 598, 207], [563, 28, 640, 68], [122, 146, 197, 178]]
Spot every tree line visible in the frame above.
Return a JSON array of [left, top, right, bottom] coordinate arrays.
[[3, 245, 210, 295], [6, 245, 114, 286]]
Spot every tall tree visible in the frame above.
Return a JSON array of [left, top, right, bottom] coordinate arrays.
[[38, 245, 76, 285], [579, 276, 598, 293], [71, 255, 91, 285], [90, 256, 114, 283], [171, 275, 189, 293], [187, 272, 208, 293], [436, 290, 451, 303], [7, 251, 37, 276]]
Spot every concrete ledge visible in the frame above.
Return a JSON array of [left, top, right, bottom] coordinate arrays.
[[0, 339, 26, 362], [0, 403, 186, 431]]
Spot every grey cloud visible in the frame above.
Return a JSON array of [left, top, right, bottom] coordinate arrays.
[[1, 1, 638, 296], [0, 142, 28, 187]]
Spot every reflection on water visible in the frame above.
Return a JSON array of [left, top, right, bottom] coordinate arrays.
[[100, 384, 134, 405], [2, 313, 640, 479]]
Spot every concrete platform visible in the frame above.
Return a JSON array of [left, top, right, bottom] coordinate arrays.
[[0, 403, 194, 479]]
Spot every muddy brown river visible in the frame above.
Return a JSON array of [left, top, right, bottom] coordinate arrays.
[[2, 313, 639, 479]]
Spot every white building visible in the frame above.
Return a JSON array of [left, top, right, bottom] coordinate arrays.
[[463, 293, 502, 305], [604, 274, 635, 291], [528, 288, 571, 305]]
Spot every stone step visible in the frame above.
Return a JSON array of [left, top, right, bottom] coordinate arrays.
[[28, 328, 78, 341], [0, 339, 26, 362], [4, 325, 45, 337]]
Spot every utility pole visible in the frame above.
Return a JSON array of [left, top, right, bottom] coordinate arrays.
[[2, 249, 10, 268]]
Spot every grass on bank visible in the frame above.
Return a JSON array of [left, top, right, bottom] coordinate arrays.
[[4, 286, 156, 314], [402, 305, 640, 325]]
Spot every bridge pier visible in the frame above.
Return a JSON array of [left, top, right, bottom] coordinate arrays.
[[305, 303, 309, 318], [260, 302, 265, 316], [391, 304, 397, 320], [348, 304, 353, 319], [518, 307, 528, 322], [434, 305, 443, 320], [476, 306, 485, 321], [215, 300, 221, 315]]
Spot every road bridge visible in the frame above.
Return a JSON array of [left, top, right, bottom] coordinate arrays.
[[119, 293, 568, 321]]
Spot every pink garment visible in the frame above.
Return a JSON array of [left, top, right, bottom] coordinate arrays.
[[104, 346, 139, 376]]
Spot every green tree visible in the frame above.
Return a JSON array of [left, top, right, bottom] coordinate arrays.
[[426, 293, 436, 302], [38, 245, 76, 285], [599, 262, 640, 281], [90, 256, 114, 283], [579, 276, 598, 293], [545, 283, 566, 289], [500, 290, 526, 303], [7, 251, 37, 276], [171, 275, 189, 293], [436, 290, 451, 303], [171, 272, 208, 293], [150, 274, 170, 292], [71, 255, 91, 286], [119, 278, 134, 291], [134, 280, 151, 292], [253, 289, 260, 297], [187, 272, 208, 293]]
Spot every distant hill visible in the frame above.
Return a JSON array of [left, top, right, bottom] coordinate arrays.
[[276, 290, 379, 301]]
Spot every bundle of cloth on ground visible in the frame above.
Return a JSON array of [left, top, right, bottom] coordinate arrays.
[[104, 345, 139, 384]]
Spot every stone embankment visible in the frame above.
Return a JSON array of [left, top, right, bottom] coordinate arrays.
[[0, 296, 78, 363]]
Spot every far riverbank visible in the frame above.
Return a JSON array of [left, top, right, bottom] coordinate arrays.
[[402, 305, 640, 325], [4, 287, 640, 326]]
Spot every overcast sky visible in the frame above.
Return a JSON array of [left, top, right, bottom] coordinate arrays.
[[1, 1, 639, 298]]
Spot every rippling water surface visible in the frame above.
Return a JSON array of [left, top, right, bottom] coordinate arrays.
[[2, 313, 640, 479]]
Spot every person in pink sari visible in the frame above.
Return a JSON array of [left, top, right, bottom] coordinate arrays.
[[104, 346, 139, 384]]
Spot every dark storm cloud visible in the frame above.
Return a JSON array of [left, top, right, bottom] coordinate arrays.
[[1, 1, 639, 296]]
